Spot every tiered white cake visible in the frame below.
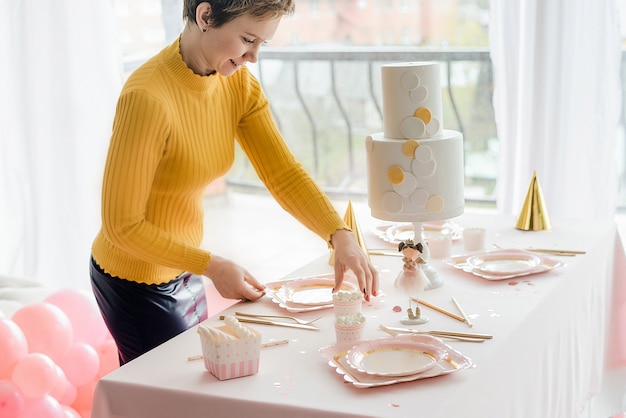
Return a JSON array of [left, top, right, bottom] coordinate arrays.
[[366, 62, 464, 223]]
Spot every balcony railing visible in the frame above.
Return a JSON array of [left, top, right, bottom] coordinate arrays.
[[228, 47, 498, 205], [124, 46, 626, 210]]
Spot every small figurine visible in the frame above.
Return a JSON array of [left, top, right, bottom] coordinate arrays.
[[394, 239, 430, 324]]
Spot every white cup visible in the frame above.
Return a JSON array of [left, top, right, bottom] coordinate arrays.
[[333, 300, 362, 317], [335, 322, 365, 344], [427, 234, 452, 259], [334, 313, 366, 344], [333, 290, 363, 317], [463, 227, 486, 251]]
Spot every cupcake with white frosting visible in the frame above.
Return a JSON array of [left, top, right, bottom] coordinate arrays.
[[333, 290, 363, 316]]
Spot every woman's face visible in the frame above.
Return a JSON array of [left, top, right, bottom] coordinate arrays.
[[202, 13, 281, 76]]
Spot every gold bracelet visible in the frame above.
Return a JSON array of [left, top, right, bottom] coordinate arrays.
[[327, 227, 353, 249]]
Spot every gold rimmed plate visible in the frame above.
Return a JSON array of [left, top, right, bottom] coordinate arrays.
[[443, 249, 565, 280], [319, 334, 473, 388], [265, 274, 359, 311], [282, 277, 341, 306], [374, 222, 463, 245], [466, 250, 542, 275], [346, 338, 444, 377]]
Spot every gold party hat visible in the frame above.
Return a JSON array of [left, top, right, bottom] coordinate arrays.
[[515, 171, 552, 231], [329, 201, 370, 265]]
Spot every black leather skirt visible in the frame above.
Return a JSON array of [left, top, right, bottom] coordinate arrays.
[[90, 257, 207, 365]]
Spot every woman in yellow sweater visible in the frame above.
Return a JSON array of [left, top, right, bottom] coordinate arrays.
[[90, 0, 378, 364]]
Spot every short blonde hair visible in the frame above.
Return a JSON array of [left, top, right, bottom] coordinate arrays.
[[183, 0, 295, 28]]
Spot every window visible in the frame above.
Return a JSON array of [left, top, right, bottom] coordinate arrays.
[[112, 0, 494, 203], [113, 0, 626, 209]]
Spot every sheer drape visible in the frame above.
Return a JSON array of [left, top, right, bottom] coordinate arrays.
[[0, 1, 121, 289], [490, 0, 622, 221]]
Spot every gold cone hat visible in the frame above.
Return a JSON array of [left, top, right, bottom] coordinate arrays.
[[329, 201, 370, 265], [515, 171, 552, 231]]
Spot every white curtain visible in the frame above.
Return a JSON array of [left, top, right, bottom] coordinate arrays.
[[490, 0, 622, 221], [0, 1, 121, 289]]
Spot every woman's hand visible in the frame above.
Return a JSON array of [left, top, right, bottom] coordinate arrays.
[[330, 229, 379, 301], [203, 255, 266, 301]]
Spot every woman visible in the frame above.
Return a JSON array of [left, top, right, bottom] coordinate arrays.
[[90, 0, 378, 365]]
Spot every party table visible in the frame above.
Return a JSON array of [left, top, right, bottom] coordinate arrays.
[[91, 213, 626, 418]]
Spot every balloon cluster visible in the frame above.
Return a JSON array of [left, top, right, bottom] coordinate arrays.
[[0, 289, 119, 418]]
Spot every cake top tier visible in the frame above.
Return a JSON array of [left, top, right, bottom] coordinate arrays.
[[381, 62, 443, 140]]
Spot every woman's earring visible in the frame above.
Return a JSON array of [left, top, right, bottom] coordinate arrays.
[[202, 27, 207, 33]]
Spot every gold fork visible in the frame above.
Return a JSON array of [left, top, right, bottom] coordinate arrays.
[[234, 311, 322, 325], [492, 243, 584, 256], [378, 324, 486, 343]]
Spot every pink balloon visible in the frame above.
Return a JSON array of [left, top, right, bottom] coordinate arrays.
[[71, 379, 97, 413], [96, 339, 119, 378], [59, 343, 100, 387], [0, 379, 25, 418], [11, 353, 59, 399], [0, 319, 28, 379], [49, 365, 68, 403], [12, 303, 73, 362], [22, 395, 63, 418], [61, 405, 81, 418], [45, 289, 108, 347], [58, 382, 77, 407]]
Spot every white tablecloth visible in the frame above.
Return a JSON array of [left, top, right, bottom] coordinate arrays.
[[92, 213, 626, 418]]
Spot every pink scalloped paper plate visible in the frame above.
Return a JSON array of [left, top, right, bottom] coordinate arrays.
[[442, 249, 565, 280], [264, 273, 359, 313], [319, 334, 473, 388], [346, 337, 445, 377]]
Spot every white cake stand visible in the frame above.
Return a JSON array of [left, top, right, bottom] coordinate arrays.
[[411, 221, 443, 290]]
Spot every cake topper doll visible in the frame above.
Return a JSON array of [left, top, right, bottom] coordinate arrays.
[[394, 239, 430, 324]]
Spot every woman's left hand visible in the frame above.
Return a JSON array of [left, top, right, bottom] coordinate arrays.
[[330, 229, 379, 301]]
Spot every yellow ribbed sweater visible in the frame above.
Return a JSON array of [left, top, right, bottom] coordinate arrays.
[[92, 38, 347, 285]]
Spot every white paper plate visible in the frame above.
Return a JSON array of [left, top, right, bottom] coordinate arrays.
[[265, 274, 359, 312], [319, 334, 473, 388], [443, 249, 565, 280], [282, 277, 344, 306], [466, 250, 542, 275], [346, 338, 443, 377], [374, 222, 463, 245]]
